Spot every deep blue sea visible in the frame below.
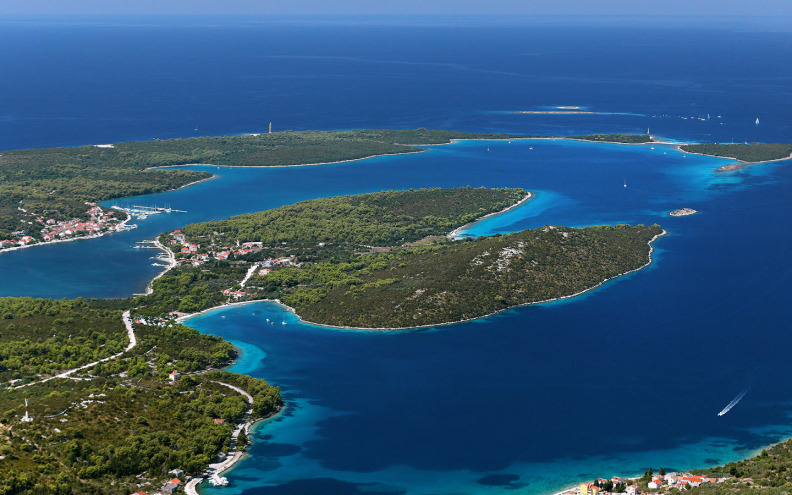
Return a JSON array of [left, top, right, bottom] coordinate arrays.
[[2, 16, 792, 495]]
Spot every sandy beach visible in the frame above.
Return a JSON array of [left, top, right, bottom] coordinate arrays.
[[447, 192, 533, 239]]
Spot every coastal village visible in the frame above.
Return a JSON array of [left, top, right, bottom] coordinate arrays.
[[161, 228, 298, 300], [0, 202, 131, 250], [564, 471, 725, 495]]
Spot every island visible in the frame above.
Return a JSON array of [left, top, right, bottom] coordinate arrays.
[[669, 208, 698, 216], [679, 143, 792, 171]]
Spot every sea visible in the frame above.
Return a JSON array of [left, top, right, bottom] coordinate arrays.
[[2, 15, 792, 494]]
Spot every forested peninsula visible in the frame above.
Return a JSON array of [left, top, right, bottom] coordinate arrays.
[[145, 187, 663, 329], [679, 143, 792, 171]]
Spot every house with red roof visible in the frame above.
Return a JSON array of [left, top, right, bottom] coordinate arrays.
[[579, 482, 600, 495], [169, 370, 181, 382], [679, 476, 702, 486]]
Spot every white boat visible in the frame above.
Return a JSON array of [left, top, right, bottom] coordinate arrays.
[[756, 117, 760, 125], [209, 473, 229, 486]]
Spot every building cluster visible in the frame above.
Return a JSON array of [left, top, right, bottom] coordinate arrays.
[[165, 229, 296, 276], [165, 230, 267, 266], [579, 479, 638, 495], [577, 471, 724, 495], [0, 203, 126, 249], [39, 203, 125, 241], [647, 472, 723, 489], [0, 232, 35, 248]]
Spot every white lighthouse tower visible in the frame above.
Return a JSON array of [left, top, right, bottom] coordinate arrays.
[[21, 398, 33, 422]]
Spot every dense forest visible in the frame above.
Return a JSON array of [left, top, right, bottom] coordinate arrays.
[[680, 143, 792, 163], [181, 187, 527, 253], [0, 129, 517, 236], [160, 188, 662, 328], [0, 372, 280, 495], [263, 224, 663, 328], [138, 261, 250, 316], [0, 298, 128, 385], [141, 188, 527, 316], [0, 298, 281, 494]]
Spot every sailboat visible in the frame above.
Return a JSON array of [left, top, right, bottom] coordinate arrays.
[[755, 117, 760, 125]]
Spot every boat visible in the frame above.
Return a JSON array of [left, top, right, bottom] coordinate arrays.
[[209, 473, 229, 486], [756, 117, 760, 125]]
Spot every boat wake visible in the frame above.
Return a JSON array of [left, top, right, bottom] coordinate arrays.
[[718, 388, 749, 416]]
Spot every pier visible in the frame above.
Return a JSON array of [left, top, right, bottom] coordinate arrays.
[[111, 204, 187, 221]]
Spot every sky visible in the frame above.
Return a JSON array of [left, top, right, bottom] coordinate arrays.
[[1, 0, 791, 17]]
